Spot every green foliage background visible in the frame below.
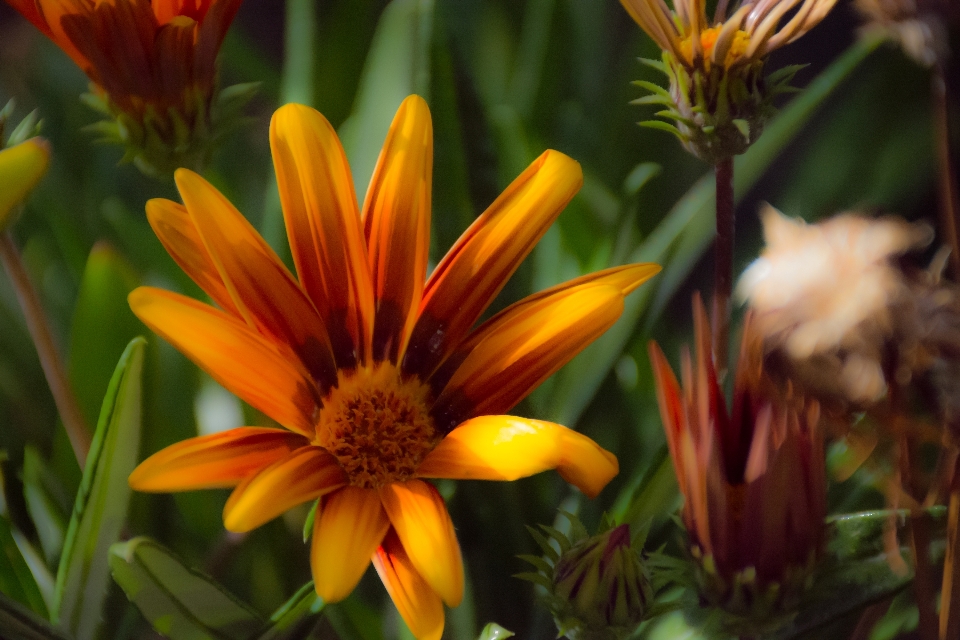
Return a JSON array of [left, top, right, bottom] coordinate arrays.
[[0, 0, 954, 638]]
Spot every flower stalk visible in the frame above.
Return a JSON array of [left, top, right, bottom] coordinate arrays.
[[714, 157, 735, 372], [0, 231, 90, 466], [932, 64, 960, 279]]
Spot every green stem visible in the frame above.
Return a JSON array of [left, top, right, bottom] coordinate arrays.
[[0, 231, 90, 467]]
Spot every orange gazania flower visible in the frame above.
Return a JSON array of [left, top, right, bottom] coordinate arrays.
[[127, 95, 660, 639], [6, 0, 242, 173]]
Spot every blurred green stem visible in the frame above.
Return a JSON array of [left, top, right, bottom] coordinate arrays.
[[0, 231, 90, 466], [262, 0, 318, 255], [932, 64, 959, 279], [713, 157, 734, 373]]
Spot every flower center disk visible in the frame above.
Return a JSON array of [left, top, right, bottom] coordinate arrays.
[[316, 363, 439, 489]]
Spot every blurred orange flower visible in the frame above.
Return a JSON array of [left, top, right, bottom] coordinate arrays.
[[127, 95, 660, 639], [648, 294, 825, 621], [6, 0, 244, 174]]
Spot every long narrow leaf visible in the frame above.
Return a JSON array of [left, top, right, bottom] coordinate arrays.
[[52, 337, 145, 640]]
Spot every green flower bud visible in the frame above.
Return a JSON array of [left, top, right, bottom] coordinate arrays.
[[522, 522, 652, 640], [0, 139, 50, 231]]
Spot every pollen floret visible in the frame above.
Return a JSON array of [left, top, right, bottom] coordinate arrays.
[[316, 363, 439, 489]]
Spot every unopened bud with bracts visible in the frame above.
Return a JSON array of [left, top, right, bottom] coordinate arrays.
[[620, 0, 837, 163], [0, 102, 49, 231], [520, 518, 652, 640]]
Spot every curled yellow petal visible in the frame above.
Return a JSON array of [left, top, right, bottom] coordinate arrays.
[[223, 446, 347, 532], [417, 415, 619, 499], [373, 531, 445, 640], [311, 486, 390, 603], [129, 427, 308, 492], [0, 138, 50, 230], [378, 480, 463, 607]]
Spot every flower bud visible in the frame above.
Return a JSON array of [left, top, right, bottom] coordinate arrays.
[[0, 139, 50, 231], [524, 522, 652, 640]]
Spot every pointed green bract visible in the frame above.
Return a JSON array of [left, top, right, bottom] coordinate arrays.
[[256, 581, 324, 640], [477, 623, 514, 640], [52, 337, 145, 640]]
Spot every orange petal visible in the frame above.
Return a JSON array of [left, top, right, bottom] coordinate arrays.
[[129, 286, 320, 436], [174, 169, 338, 388], [145, 198, 240, 316], [379, 480, 463, 606], [402, 150, 582, 380], [270, 104, 374, 369], [431, 285, 624, 430], [373, 530, 445, 640], [361, 95, 433, 363], [417, 415, 618, 499], [129, 427, 308, 492], [428, 265, 660, 392], [223, 446, 347, 532], [311, 487, 390, 603]]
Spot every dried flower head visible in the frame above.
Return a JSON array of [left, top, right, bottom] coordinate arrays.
[[620, 0, 837, 162], [737, 205, 932, 406], [855, 0, 956, 66], [648, 294, 826, 632], [6, 0, 253, 177]]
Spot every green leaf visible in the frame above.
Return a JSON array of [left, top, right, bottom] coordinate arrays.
[[0, 516, 47, 617], [52, 337, 145, 640], [110, 536, 264, 640], [256, 581, 324, 640], [477, 623, 514, 640], [67, 243, 141, 431], [339, 0, 435, 202], [769, 508, 940, 639], [0, 592, 70, 640], [21, 446, 67, 566]]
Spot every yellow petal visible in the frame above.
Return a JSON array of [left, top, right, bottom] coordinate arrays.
[[129, 427, 308, 492], [145, 198, 240, 316], [431, 285, 624, 430], [403, 150, 582, 380], [361, 95, 433, 363], [174, 168, 338, 388], [378, 480, 463, 606], [311, 487, 390, 603], [129, 286, 320, 436], [417, 415, 618, 499], [0, 138, 50, 230], [373, 531, 445, 640], [270, 104, 374, 369], [223, 446, 346, 532]]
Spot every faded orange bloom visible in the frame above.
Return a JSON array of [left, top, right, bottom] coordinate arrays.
[[6, 0, 243, 174], [127, 96, 660, 639], [648, 294, 825, 621]]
